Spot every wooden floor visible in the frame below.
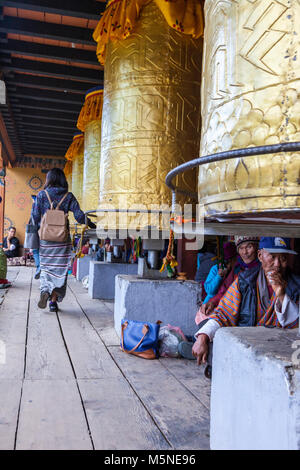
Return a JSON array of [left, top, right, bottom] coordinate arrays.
[[0, 267, 210, 450]]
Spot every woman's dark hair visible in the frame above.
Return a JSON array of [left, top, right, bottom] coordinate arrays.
[[44, 168, 68, 190]]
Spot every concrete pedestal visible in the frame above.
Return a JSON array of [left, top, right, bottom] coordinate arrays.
[[88, 261, 138, 300], [114, 275, 202, 337], [211, 327, 300, 450], [76, 255, 93, 281]]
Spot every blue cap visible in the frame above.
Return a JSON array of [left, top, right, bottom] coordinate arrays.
[[259, 237, 297, 255]]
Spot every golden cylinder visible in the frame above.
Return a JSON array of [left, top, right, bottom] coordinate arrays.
[[71, 148, 84, 208], [100, 1, 202, 227], [82, 120, 101, 212], [199, 0, 300, 218]]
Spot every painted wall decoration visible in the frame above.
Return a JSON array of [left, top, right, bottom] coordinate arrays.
[[4, 167, 46, 247]]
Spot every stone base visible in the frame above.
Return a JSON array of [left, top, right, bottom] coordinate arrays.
[[211, 327, 300, 450], [114, 275, 202, 337], [76, 255, 93, 281], [88, 261, 138, 300]]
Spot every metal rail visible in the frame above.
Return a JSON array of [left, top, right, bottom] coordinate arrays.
[[165, 141, 300, 205]]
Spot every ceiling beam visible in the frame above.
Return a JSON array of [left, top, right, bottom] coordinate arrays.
[[18, 127, 73, 137], [0, 39, 99, 66], [11, 98, 81, 114], [6, 74, 97, 93], [9, 87, 84, 105], [0, 16, 96, 45], [15, 114, 76, 124], [14, 119, 76, 130], [19, 132, 71, 141], [1, 57, 102, 83], [1, 0, 105, 20], [21, 143, 68, 151]]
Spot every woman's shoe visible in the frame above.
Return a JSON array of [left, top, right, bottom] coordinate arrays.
[[34, 270, 41, 280], [38, 291, 49, 309], [49, 301, 58, 312]]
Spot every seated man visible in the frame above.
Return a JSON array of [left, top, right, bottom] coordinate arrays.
[[3, 227, 20, 258], [192, 237, 300, 374]]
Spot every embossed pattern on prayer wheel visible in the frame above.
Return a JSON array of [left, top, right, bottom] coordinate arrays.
[[99, 2, 202, 227], [72, 149, 84, 208], [199, 0, 300, 217], [82, 120, 101, 211]]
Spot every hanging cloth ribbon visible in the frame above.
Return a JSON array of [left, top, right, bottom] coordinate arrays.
[[93, 0, 205, 65], [160, 229, 178, 278], [77, 87, 104, 133], [63, 160, 72, 178], [65, 133, 84, 162]]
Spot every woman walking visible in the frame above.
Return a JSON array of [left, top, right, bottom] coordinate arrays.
[[31, 168, 96, 312]]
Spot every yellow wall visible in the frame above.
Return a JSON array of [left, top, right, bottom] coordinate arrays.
[[4, 168, 46, 246]]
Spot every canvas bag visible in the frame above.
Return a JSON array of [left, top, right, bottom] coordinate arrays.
[[39, 190, 69, 242], [24, 216, 39, 249]]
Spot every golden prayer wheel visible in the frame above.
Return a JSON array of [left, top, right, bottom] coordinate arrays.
[[77, 87, 103, 212], [98, 1, 203, 229], [66, 133, 84, 208], [199, 0, 300, 219]]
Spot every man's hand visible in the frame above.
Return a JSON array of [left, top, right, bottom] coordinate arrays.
[[200, 301, 214, 316], [267, 271, 287, 301], [192, 334, 209, 365]]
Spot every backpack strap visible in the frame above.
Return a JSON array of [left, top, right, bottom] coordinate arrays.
[[44, 190, 54, 210], [55, 192, 69, 210]]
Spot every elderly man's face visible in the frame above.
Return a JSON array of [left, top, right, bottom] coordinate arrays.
[[258, 249, 288, 275], [238, 242, 257, 264]]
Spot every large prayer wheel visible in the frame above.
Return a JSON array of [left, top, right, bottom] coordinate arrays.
[[82, 120, 101, 211], [199, 0, 300, 218], [77, 88, 103, 212], [70, 135, 84, 208], [99, 2, 203, 228]]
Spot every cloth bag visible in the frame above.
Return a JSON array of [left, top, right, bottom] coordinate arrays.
[[120, 319, 161, 359], [24, 216, 40, 250], [39, 190, 69, 242]]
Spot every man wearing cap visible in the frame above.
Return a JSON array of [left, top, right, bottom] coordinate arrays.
[[192, 237, 300, 370]]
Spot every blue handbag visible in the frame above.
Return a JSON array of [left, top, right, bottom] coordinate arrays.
[[120, 319, 161, 359]]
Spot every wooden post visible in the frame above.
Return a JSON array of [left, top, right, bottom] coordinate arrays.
[[0, 142, 5, 245]]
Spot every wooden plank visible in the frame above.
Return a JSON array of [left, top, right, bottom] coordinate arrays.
[[25, 279, 74, 380], [0, 380, 22, 450], [79, 377, 171, 450], [56, 286, 120, 379], [109, 347, 210, 450], [16, 379, 92, 450], [159, 358, 211, 411], [0, 267, 31, 379], [68, 280, 115, 329], [68, 281, 119, 346]]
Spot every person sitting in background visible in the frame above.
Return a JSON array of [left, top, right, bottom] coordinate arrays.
[[192, 237, 300, 376], [179, 237, 259, 363], [194, 241, 217, 294], [203, 242, 237, 303], [3, 227, 20, 258], [198, 236, 260, 320]]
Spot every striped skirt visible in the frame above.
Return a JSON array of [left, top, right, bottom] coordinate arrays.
[[39, 239, 72, 302]]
